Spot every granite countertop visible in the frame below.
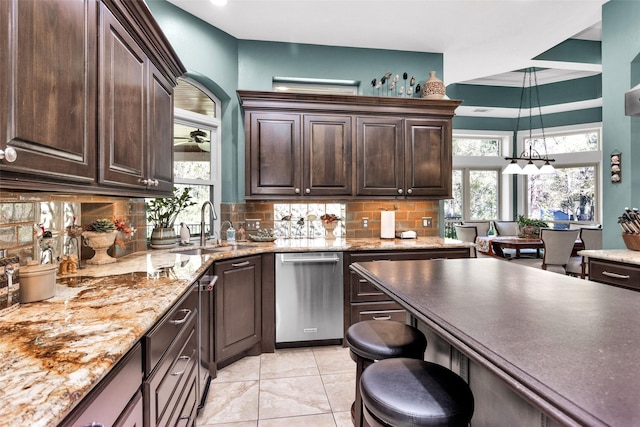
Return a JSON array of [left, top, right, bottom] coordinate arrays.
[[578, 248, 640, 265], [351, 258, 640, 426], [0, 236, 468, 426]]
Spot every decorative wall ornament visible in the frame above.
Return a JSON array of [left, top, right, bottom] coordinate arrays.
[[610, 151, 621, 183]]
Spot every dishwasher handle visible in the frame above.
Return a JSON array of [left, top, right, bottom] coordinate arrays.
[[280, 255, 341, 264]]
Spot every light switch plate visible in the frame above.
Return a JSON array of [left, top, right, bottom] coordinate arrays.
[[245, 219, 261, 231], [422, 217, 432, 228]]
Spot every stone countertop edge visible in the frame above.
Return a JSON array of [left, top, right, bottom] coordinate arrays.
[[578, 248, 640, 265], [0, 237, 469, 427]]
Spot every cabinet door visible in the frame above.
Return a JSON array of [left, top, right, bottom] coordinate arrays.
[[1, 0, 97, 184], [303, 115, 353, 196], [404, 118, 451, 197], [356, 117, 404, 196], [147, 62, 174, 194], [247, 112, 302, 197], [215, 256, 262, 363], [98, 3, 147, 189]]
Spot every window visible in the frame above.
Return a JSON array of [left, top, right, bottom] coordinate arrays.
[[522, 126, 601, 227], [446, 132, 511, 236], [148, 78, 221, 238]]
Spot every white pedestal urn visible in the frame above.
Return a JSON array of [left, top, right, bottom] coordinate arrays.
[[83, 230, 118, 265], [322, 221, 338, 240]]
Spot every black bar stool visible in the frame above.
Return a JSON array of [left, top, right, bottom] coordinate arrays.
[[361, 358, 474, 427], [346, 320, 428, 427]]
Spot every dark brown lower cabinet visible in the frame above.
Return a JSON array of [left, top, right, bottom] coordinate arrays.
[[215, 255, 262, 367], [345, 249, 470, 335], [144, 288, 199, 427], [589, 258, 640, 291], [60, 344, 143, 427]]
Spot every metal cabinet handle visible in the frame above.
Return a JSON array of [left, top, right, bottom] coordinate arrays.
[[358, 279, 368, 283], [397, 189, 403, 194], [170, 355, 191, 376], [305, 188, 310, 194], [176, 415, 191, 426], [169, 308, 191, 325], [295, 188, 300, 194], [232, 261, 250, 268], [0, 147, 17, 162], [82, 423, 105, 427], [602, 271, 631, 280], [373, 315, 392, 321], [407, 188, 412, 194]]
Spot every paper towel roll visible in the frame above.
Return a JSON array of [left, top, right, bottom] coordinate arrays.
[[380, 211, 395, 239]]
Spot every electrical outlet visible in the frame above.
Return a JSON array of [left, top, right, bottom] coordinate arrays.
[[362, 217, 369, 228], [245, 219, 261, 231], [422, 217, 432, 228]]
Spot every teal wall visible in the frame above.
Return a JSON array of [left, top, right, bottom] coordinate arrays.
[[148, 0, 443, 203], [602, 0, 640, 248]]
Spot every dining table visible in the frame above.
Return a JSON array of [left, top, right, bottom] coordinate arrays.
[[476, 235, 583, 259]]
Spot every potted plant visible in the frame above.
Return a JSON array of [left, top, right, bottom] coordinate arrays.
[[146, 187, 196, 248], [82, 218, 118, 264], [517, 215, 549, 238]]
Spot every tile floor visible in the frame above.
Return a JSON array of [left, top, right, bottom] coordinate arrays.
[[197, 346, 356, 426]]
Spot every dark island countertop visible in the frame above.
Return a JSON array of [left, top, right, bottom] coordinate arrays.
[[350, 258, 640, 427]]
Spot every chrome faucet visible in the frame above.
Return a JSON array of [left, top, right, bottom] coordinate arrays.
[[200, 201, 218, 246]]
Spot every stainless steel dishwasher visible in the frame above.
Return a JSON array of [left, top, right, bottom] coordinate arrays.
[[275, 252, 344, 345]]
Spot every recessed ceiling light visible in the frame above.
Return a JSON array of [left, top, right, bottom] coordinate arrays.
[[209, 0, 227, 6]]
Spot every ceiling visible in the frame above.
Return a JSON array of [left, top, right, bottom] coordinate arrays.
[[165, 0, 606, 86]]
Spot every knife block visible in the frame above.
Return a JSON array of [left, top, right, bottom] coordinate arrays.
[[622, 233, 640, 251]]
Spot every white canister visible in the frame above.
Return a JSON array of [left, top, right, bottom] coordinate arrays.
[[380, 211, 395, 239], [19, 261, 57, 303]]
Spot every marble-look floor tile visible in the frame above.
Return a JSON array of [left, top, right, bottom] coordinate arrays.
[[213, 355, 261, 383], [312, 346, 354, 375], [333, 411, 353, 427], [260, 348, 319, 379], [258, 413, 337, 427], [259, 375, 331, 419], [199, 380, 260, 424], [321, 372, 356, 413], [198, 422, 258, 427]]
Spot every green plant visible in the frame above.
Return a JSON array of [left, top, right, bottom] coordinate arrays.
[[146, 187, 197, 229], [517, 215, 548, 228], [89, 218, 117, 233]]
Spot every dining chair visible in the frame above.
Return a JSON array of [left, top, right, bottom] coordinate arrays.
[[540, 228, 581, 274], [455, 225, 478, 257], [494, 221, 518, 236], [566, 228, 603, 278], [462, 221, 490, 237]]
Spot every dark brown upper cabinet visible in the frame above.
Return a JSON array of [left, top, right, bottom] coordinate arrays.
[[239, 90, 460, 200], [0, 0, 184, 196]]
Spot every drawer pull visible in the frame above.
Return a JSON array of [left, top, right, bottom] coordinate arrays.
[[171, 355, 191, 376], [602, 271, 631, 280], [232, 261, 250, 268], [82, 423, 105, 427], [169, 309, 192, 325], [358, 279, 368, 283], [373, 315, 392, 321]]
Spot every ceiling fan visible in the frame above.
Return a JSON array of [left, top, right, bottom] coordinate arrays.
[[174, 129, 211, 153]]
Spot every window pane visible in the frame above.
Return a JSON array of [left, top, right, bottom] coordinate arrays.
[[444, 170, 463, 220], [525, 131, 598, 155], [452, 138, 500, 156], [174, 123, 212, 181], [469, 170, 498, 220], [172, 184, 212, 236], [527, 166, 596, 223], [174, 79, 216, 118]]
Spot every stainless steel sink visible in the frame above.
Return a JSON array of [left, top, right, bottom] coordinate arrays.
[[172, 245, 253, 256]]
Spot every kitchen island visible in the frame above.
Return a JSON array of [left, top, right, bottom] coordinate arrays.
[[351, 258, 640, 427], [0, 237, 470, 426]]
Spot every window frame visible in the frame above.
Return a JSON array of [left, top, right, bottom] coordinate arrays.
[[517, 123, 602, 226]]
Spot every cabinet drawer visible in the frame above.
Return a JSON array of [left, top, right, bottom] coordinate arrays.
[[590, 259, 640, 291], [350, 301, 406, 324], [350, 272, 393, 302], [144, 289, 197, 375], [172, 376, 198, 427], [146, 323, 198, 427], [63, 343, 142, 427]]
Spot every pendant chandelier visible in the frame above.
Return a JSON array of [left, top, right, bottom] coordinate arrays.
[[503, 68, 556, 175]]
